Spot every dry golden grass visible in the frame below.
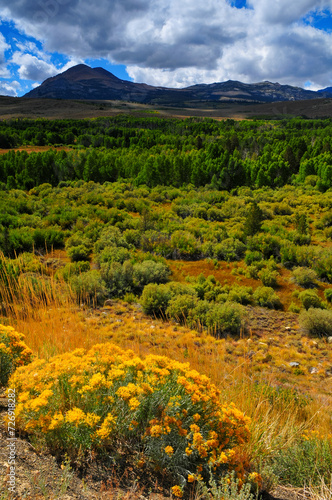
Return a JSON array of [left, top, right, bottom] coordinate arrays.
[[2, 95, 332, 120], [1, 252, 332, 473], [305, 477, 332, 500]]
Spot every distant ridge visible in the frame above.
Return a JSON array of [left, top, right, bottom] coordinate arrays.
[[24, 64, 331, 105], [318, 86, 332, 95]]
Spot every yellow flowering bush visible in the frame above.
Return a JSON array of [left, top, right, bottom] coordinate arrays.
[[0, 324, 33, 387], [11, 342, 251, 489]]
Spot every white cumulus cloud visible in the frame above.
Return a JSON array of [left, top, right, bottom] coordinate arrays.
[[0, 31, 10, 78], [11, 52, 59, 81], [1, 0, 332, 89], [0, 80, 21, 96]]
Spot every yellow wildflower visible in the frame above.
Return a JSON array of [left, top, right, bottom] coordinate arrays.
[[164, 446, 174, 456], [171, 485, 183, 498], [150, 425, 163, 437], [48, 412, 64, 430], [66, 407, 86, 426], [128, 397, 140, 411], [85, 413, 101, 427], [96, 414, 116, 440]]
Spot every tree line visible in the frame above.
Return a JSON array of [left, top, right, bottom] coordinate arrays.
[[0, 116, 331, 190]]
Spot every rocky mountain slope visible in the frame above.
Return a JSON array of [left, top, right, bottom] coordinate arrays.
[[23, 64, 330, 105]]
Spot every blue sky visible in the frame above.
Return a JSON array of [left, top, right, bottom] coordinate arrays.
[[0, 0, 332, 96]]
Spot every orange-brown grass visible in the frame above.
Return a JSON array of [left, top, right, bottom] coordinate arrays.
[[168, 259, 298, 309], [0, 145, 73, 155], [43, 249, 71, 262]]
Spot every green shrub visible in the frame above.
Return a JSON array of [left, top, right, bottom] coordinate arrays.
[[69, 270, 107, 305], [189, 300, 211, 328], [197, 470, 255, 500], [166, 294, 198, 322], [7, 227, 34, 255], [244, 250, 263, 266], [213, 238, 246, 262], [56, 261, 90, 282], [96, 246, 132, 265], [16, 252, 46, 274], [133, 260, 171, 291], [166, 281, 197, 298], [298, 290, 324, 310], [289, 231, 311, 246], [294, 245, 318, 268], [205, 302, 244, 337], [245, 264, 262, 280], [140, 283, 172, 316], [271, 434, 332, 487], [67, 244, 90, 262], [313, 251, 332, 283], [33, 227, 65, 249], [123, 229, 141, 247], [100, 261, 134, 297], [288, 302, 301, 313], [170, 230, 200, 259], [193, 275, 224, 302], [299, 308, 332, 337], [324, 288, 332, 302], [258, 268, 279, 288], [324, 226, 332, 240], [93, 226, 129, 253], [280, 243, 298, 268], [253, 287, 282, 309], [292, 267, 318, 288], [228, 286, 253, 305], [247, 234, 281, 260]]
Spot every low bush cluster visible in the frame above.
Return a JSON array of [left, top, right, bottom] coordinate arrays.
[[271, 431, 332, 487], [292, 267, 318, 288], [298, 290, 325, 310], [11, 343, 253, 493], [141, 281, 245, 337], [299, 308, 332, 337]]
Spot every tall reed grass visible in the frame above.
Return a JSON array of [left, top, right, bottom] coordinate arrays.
[[0, 252, 105, 359]]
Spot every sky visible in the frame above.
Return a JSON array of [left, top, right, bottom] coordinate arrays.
[[0, 0, 332, 97]]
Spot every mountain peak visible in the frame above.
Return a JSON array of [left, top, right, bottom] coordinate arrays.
[[23, 64, 332, 104]]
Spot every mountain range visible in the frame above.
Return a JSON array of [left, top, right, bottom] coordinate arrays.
[[24, 64, 332, 105]]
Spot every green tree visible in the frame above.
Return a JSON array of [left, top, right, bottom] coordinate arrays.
[[243, 202, 264, 237]]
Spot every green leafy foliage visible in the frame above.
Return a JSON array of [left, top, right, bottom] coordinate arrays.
[[299, 308, 332, 337], [253, 287, 282, 309], [298, 290, 325, 310], [292, 267, 318, 288], [271, 434, 332, 487], [69, 270, 107, 305]]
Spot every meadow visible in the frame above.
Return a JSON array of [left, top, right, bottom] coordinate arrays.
[[0, 115, 332, 499]]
